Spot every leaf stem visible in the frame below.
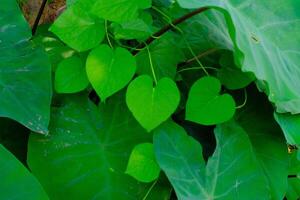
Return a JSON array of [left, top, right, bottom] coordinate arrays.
[[144, 43, 158, 85], [105, 20, 113, 48], [236, 89, 248, 109], [32, 0, 48, 35], [142, 179, 159, 200], [132, 7, 209, 55]]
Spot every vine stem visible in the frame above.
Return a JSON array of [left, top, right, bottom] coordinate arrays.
[[132, 7, 209, 55], [177, 66, 218, 73], [105, 20, 113, 48], [145, 43, 158, 85], [142, 179, 158, 200], [32, 0, 48, 35]]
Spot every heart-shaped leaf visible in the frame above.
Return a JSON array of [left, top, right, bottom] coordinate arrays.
[[86, 44, 136, 101], [55, 56, 89, 94], [126, 75, 180, 132], [50, 2, 105, 52], [186, 76, 236, 125], [126, 143, 160, 183]]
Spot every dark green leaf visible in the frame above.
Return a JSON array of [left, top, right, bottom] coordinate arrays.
[[0, 0, 52, 134], [0, 145, 48, 200], [28, 93, 157, 199]]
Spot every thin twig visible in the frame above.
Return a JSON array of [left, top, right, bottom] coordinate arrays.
[[132, 7, 209, 55], [32, 0, 48, 35], [178, 48, 218, 67]]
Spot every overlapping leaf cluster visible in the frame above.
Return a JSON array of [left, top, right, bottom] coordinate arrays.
[[1, 0, 300, 199]]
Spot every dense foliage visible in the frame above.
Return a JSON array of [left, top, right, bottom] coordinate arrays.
[[1, 0, 300, 199]]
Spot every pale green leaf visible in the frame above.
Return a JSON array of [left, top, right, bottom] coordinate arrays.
[[274, 113, 300, 146], [154, 120, 269, 200], [177, 0, 300, 114]]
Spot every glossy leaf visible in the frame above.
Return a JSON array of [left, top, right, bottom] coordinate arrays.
[[55, 56, 89, 93], [186, 76, 236, 125], [126, 75, 180, 132], [177, 0, 300, 114], [28, 93, 157, 199], [154, 120, 269, 199], [86, 45, 136, 101], [0, 0, 52, 133], [50, 2, 105, 52], [0, 145, 48, 200], [92, 0, 152, 23], [126, 143, 160, 183]]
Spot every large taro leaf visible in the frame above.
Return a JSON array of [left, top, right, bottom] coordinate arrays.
[[154, 120, 269, 200], [0, 0, 52, 133], [27, 92, 165, 199], [0, 145, 48, 200], [177, 0, 300, 114]]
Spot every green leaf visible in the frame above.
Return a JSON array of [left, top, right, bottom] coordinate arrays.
[[92, 0, 152, 23], [0, 145, 48, 200], [112, 12, 153, 40], [28, 93, 156, 199], [86, 44, 136, 101], [153, 120, 269, 200], [186, 76, 236, 125], [136, 35, 184, 80], [55, 56, 89, 93], [126, 143, 160, 183], [0, 0, 52, 134], [274, 113, 300, 146], [126, 75, 180, 132], [217, 52, 255, 90], [177, 0, 300, 114], [234, 87, 289, 200], [50, 3, 105, 52]]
